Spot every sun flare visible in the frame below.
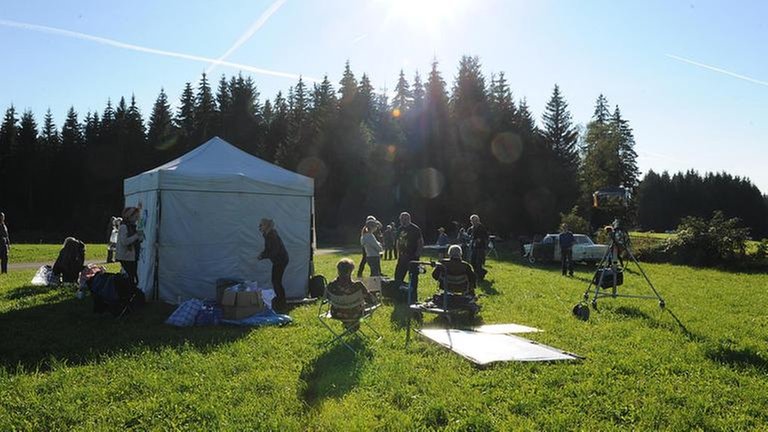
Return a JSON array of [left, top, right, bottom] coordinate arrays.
[[381, 0, 467, 36]]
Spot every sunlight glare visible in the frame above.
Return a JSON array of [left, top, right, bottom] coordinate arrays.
[[381, 0, 468, 36]]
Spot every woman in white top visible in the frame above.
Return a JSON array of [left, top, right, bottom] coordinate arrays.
[[116, 207, 144, 285], [360, 220, 383, 277]]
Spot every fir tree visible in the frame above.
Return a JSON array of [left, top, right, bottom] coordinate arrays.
[[39, 109, 61, 150], [412, 72, 425, 111], [393, 69, 411, 113], [147, 88, 177, 159], [612, 105, 639, 190], [176, 82, 196, 150], [541, 84, 579, 168], [61, 107, 84, 150], [194, 73, 218, 142], [593, 94, 610, 123]]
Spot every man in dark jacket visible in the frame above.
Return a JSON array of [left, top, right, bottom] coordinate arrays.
[[394, 212, 424, 303], [559, 224, 575, 277], [469, 214, 489, 281], [258, 218, 289, 310]]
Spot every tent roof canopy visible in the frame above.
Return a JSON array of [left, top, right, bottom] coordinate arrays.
[[124, 136, 313, 196]]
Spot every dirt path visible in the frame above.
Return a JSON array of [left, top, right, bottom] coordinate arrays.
[[7, 249, 352, 271]]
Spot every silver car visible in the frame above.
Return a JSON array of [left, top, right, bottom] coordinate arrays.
[[523, 234, 609, 264]]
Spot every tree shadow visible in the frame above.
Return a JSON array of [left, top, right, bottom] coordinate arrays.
[[299, 341, 371, 406], [0, 292, 251, 374], [612, 306, 707, 343], [706, 344, 768, 373]]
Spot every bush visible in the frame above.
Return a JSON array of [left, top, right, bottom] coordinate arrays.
[[559, 206, 590, 235], [663, 211, 750, 267]]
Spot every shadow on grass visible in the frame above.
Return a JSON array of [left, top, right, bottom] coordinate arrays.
[[4, 284, 60, 300], [707, 344, 768, 373], [300, 342, 371, 406], [0, 292, 251, 373], [477, 279, 498, 296], [612, 305, 707, 343]]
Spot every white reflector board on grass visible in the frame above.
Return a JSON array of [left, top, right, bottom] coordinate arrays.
[[418, 329, 580, 365], [472, 323, 541, 334]]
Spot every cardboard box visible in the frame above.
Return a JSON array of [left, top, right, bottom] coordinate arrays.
[[219, 289, 265, 320]]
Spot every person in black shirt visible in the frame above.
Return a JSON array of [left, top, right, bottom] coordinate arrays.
[[394, 212, 424, 303], [469, 214, 489, 281], [258, 218, 289, 310]]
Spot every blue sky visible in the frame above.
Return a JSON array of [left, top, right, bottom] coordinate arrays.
[[2, 0, 766, 193]]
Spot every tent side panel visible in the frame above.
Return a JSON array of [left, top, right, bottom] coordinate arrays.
[[157, 190, 310, 304]]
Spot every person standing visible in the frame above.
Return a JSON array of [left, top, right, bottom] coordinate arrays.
[[469, 214, 489, 281], [258, 218, 290, 310], [559, 224, 575, 277], [0, 212, 9, 274], [107, 217, 120, 263], [356, 216, 380, 278], [394, 212, 424, 303], [382, 224, 395, 261], [116, 207, 144, 286], [436, 227, 449, 259], [360, 220, 383, 276]]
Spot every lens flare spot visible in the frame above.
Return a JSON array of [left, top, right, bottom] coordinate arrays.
[[491, 132, 523, 164], [392, 108, 401, 118], [385, 145, 397, 162], [297, 156, 328, 187], [413, 167, 445, 199]]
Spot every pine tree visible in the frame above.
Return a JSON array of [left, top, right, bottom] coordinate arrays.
[[393, 69, 411, 114], [61, 107, 84, 150], [516, 98, 537, 136], [194, 73, 217, 142], [176, 82, 196, 151], [358, 73, 375, 125], [412, 72, 425, 111], [541, 84, 579, 168], [0, 105, 19, 155], [276, 77, 309, 169], [125, 95, 147, 175], [612, 105, 639, 190], [147, 88, 177, 162], [264, 91, 288, 162], [488, 71, 517, 132], [593, 94, 610, 123], [39, 109, 61, 150]]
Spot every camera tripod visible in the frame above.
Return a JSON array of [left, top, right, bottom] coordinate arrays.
[[573, 229, 665, 320]]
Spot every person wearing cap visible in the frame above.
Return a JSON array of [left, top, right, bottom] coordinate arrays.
[[0, 212, 9, 274], [116, 207, 144, 285], [258, 218, 290, 310], [357, 216, 381, 278], [360, 219, 384, 276]]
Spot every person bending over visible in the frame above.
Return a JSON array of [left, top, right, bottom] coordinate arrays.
[[258, 218, 290, 310]]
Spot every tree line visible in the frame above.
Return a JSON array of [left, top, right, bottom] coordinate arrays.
[[1, 55, 765, 242]]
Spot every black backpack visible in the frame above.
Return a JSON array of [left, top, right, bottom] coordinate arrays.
[[309, 275, 327, 298]]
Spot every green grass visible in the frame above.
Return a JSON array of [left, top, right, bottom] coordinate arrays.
[[2, 247, 768, 430], [9, 243, 112, 264]]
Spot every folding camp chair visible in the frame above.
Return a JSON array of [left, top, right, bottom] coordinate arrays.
[[318, 286, 382, 353], [405, 261, 480, 346]]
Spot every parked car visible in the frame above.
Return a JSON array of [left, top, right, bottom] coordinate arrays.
[[523, 234, 609, 264]]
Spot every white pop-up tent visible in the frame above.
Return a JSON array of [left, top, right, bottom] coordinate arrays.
[[124, 136, 315, 304]]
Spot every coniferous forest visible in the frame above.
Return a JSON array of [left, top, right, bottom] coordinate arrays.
[[1, 55, 766, 242]]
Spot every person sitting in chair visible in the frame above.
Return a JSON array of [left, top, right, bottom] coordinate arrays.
[[432, 245, 476, 295], [326, 258, 377, 330]]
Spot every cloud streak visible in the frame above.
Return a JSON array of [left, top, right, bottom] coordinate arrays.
[[666, 53, 768, 87], [0, 18, 316, 82], [206, 0, 287, 75]]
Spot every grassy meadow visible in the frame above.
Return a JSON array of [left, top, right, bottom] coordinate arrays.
[[1, 245, 768, 430]]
